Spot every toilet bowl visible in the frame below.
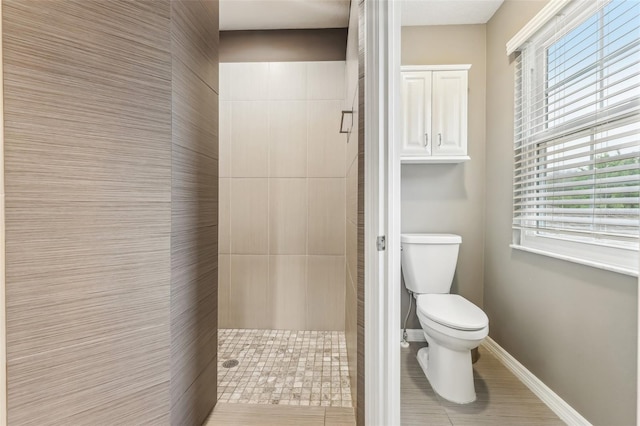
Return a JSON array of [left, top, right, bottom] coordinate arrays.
[[401, 234, 489, 404], [415, 294, 488, 403]]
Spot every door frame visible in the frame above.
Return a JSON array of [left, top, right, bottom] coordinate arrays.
[[363, 0, 402, 424]]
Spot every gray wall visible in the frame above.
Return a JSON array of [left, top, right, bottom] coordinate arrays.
[[484, 2, 638, 425], [220, 29, 347, 62], [400, 25, 487, 329], [3, 1, 219, 424], [170, 1, 219, 425]]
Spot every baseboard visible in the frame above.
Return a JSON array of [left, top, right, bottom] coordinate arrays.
[[403, 328, 426, 342], [481, 337, 591, 426]]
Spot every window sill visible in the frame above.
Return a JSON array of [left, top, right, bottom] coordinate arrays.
[[510, 244, 639, 277]]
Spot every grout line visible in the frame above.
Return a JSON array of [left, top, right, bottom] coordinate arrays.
[[305, 95, 310, 330]]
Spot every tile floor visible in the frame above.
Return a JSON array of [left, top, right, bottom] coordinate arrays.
[[402, 342, 565, 425], [217, 329, 352, 408], [205, 404, 355, 426]]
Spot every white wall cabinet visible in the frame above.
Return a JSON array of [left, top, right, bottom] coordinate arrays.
[[401, 65, 470, 163], [401, 71, 432, 155]]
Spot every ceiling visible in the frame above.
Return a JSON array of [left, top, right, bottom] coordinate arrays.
[[220, 0, 351, 31], [219, 0, 504, 32], [401, 0, 504, 26]]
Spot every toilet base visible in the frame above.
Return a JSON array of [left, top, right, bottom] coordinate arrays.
[[416, 345, 476, 404]]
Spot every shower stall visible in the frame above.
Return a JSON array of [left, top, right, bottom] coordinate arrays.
[[217, 59, 359, 408]]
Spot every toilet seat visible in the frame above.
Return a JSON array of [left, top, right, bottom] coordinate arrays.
[[416, 294, 488, 331]]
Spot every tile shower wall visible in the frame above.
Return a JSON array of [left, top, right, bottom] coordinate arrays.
[[219, 62, 347, 331], [3, 2, 173, 423], [344, 0, 360, 411], [3, 1, 219, 424], [170, 1, 219, 425]]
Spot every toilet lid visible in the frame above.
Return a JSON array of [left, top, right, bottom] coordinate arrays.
[[416, 294, 488, 331]]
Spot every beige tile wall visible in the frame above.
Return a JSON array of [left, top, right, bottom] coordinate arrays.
[[219, 62, 347, 331]]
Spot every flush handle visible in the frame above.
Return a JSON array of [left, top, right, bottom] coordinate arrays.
[[438, 133, 442, 146], [424, 133, 429, 147]]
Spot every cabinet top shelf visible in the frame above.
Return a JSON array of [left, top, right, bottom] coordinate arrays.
[[401, 156, 470, 164], [401, 64, 472, 72]]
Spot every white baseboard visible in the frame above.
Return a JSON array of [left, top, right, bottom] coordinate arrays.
[[482, 337, 591, 426], [403, 328, 426, 342]]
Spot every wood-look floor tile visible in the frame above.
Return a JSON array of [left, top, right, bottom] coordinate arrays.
[[447, 414, 566, 425], [402, 411, 453, 426], [401, 344, 451, 426], [440, 397, 561, 420], [402, 386, 450, 419], [401, 344, 565, 426], [324, 407, 356, 425], [206, 403, 325, 426]]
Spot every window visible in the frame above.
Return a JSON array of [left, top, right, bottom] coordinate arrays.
[[512, 0, 640, 275]]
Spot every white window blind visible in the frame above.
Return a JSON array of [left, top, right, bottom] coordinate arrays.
[[513, 0, 640, 274]]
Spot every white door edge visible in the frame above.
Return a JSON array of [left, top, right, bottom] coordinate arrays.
[[364, 0, 402, 425], [363, 0, 382, 422], [386, 0, 402, 424]]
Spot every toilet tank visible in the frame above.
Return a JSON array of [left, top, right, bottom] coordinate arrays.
[[401, 234, 461, 294]]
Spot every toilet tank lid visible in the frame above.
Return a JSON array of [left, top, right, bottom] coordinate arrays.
[[401, 233, 461, 244]]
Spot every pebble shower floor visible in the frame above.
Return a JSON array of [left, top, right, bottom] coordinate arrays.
[[217, 329, 352, 407]]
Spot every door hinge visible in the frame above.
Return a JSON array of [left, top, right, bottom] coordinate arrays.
[[377, 235, 386, 251]]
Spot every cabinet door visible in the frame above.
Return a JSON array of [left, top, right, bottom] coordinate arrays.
[[401, 71, 432, 156], [432, 70, 467, 156]]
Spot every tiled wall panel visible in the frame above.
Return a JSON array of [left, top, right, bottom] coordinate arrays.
[[230, 178, 269, 254], [3, 1, 173, 423], [308, 101, 346, 177], [229, 254, 269, 327], [308, 178, 346, 255], [219, 62, 347, 330], [269, 179, 308, 254], [356, 2, 365, 423], [344, 0, 361, 416], [307, 256, 346, 330], [169, 1, 219, 425], [269, 255, 308, 329], [356, 72, 365, 426], [269, 102, 308, 177], [4, 1, 219, 424]]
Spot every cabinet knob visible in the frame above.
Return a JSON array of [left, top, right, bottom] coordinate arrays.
[[424, 133, 429, 147], [438, 133, 442, 146]]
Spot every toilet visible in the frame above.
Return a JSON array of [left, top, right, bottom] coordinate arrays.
[[401, 233, 489, 404]]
